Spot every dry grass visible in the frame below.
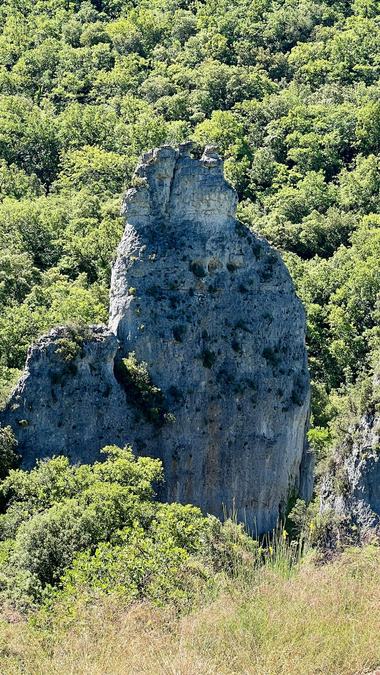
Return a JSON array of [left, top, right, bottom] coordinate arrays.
[[1, 545, 380, 675]]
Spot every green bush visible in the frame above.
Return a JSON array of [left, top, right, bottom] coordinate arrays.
[[115, 353, 175, 425], [55, 324, 94, 362], [0, 447, 256, 611], [0, 426, 19, 481]]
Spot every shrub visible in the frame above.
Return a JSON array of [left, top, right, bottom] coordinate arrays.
[[0, 446, 258, 611], [0, 426, 19, 480], [55, 324, 94, 362], [114, 352, 175, 425]]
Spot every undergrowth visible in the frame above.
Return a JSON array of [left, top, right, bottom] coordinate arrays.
[[1, 545, 380, 675]]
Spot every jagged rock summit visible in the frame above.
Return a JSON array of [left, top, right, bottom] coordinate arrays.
[[1, 144, 311, 535]]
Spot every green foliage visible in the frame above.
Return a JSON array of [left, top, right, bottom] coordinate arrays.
[[58, 505, 211, 607], [287, 497, 333, 546], [55, 324, 94, 361], [55, 145, 129, 195], [307, 426, 331, 466], [0, 447, 255, 610], [0, 96, 59, 184], [0, 271, 107, 369], [0, 366, 22, 410], [0, 426, 19, 480], [115, 352, 175, 425]]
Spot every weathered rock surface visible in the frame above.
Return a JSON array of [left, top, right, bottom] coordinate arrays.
[[1, 326, 135, 467], [321, 379, 380, 539], [1, 144, 311, 534], [109, 144, 311, 532]]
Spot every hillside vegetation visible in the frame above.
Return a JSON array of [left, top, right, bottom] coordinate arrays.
[[0, 0, 379, 672], [2, 545, 380, 674]]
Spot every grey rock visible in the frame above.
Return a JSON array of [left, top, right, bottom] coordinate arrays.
[[1, 326, 136, 467], [109, 145, 311, 533], [320, 388, 380, 539], [1, 145, 311, 535]]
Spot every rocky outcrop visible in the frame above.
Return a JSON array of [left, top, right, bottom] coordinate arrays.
[[321, 378, 380, 540], [1, 144, 311, 535], [1, 326, 136, 466]]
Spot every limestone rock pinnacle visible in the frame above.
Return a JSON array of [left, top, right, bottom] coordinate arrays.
[[0, 145, 311, 535]]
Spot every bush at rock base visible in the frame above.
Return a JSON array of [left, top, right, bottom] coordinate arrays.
[[0, 446, 257, 612]]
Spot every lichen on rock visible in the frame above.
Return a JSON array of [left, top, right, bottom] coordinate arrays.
[[0, 144, 311, 535]]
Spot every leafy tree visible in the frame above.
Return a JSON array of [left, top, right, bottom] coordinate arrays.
[[54, 145, 129, 194], [0, 96, 59, 184], [0, 271, 107, 369], [0, 251, 39, 306], [0, 447, 255, 608]]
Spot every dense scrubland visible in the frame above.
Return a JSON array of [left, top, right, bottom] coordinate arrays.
[[0, 445, 380, 673], [0, 0, 379, 672]]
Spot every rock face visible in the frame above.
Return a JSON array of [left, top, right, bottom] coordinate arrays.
[[1, 326, 136, 467], [1, 144, 311, 535], [109, 144, 311, 532], [321, 381, 380, 539]]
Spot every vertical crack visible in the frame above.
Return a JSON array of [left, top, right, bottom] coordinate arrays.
[[165, 152, 180, 219]]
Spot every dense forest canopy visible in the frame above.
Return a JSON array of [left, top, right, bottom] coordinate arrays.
[[0, 0, 378, 452]]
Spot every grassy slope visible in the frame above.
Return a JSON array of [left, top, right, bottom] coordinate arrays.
[[1, 546, 380, 675]]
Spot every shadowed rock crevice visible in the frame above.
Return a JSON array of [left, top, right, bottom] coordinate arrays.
[[0, 144, 311, 535]]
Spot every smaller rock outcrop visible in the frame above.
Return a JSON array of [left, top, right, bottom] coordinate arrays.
[[321, 375, 380, 540], [1, 326, 134, 467]]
